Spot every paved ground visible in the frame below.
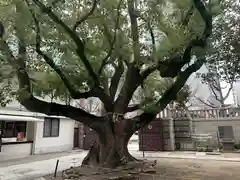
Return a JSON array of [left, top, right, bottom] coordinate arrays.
[[0, 151, 87, 180], [1, 136, 240, 180], [2, 150, 240, 180], [0, 150, 83, 168], [0, 143, 138, 180]]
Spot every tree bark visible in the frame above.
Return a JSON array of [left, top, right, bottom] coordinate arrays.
[[82, 118, 138, 168]]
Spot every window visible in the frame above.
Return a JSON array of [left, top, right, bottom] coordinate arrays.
[[1, 121, 26, 138], [43, 118, 60, 137], [196, 72, 201, 78], [218, 126, 234, 139]]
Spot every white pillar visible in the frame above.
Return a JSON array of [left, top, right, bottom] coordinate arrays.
[[169, 118, 175, 151]]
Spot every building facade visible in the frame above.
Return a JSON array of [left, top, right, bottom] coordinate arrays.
[[0, 101, 75, 161]]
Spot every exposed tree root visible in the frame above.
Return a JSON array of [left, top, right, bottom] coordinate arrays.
[[60, 159, 157, 180]]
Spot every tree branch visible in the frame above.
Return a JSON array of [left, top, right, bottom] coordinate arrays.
[[109, 60, 124, 100], [98, 0, 122, 75], [210, 78, 222, 91], [223, 83, 233, 101], [0, 40, 18, 70], [136, 58, 206, 128], [140, 62, 160, 80], [157, 58, 206, 110], [138, 14, 157, 62], [114, 63, 142, 113], [194, 95, 218, 108], [31, 0, 113, 110], [73, 0, 99, 31], [50, 0, 64, 8], [21, 95, 105, 129], [126, 104, 141, 112], [148, 21, 157, 61], [32, 0, 100, 85], [29, 6, 89, 99], [183, 0, 212, 60], [0, 37, 105, 132], [180, 5, 194, 28], [138, 15, 157, 61], [141, 0, 212, 80], [127, 0, 140, 65], [208, 83, 223, 103]]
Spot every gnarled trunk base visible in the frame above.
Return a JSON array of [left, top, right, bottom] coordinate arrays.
[[81, 117, 140, 168], [82, 138, 138, 168], [82, 125, 138, 167]]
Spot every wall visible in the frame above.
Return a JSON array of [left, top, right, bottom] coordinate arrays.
[[0, 143, 32, 160], [233, 80, 240, 105], [33, 118, 74, 154], [163, 119, 173, 151], [26, 121, 35, 141], [192, 118, 240, 148]]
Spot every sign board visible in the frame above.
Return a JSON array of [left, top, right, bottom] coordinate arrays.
[[191, 133, 212, 141]]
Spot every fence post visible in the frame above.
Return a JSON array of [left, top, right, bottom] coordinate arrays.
[[54, 159, 59, 178]]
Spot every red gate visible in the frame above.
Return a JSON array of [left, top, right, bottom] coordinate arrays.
[[139, 118, 164, 151]]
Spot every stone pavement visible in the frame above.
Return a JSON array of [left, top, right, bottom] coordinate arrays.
[[2, 150, 240, 180]]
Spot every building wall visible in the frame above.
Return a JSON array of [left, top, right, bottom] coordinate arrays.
[[33, 118, 74, 154], [26, 121, 35, 141], [0, 143, 32, 160], [161, 117, 240, 151], [163, 119, 174, 151], [233, 80, 240, 106], [192, 118, 240, 148]]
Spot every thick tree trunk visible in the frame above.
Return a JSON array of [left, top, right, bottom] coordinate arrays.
[[82, 118, 137, 168]]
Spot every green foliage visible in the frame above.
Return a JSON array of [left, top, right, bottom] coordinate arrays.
[[139, 71, 191, 111], [206, 0, 240, 83], [0, 57, 15, 107], [175, 85, 191, 108], [0, 0, 218, 108]]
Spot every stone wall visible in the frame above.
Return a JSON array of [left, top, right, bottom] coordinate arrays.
[[192, 118, 240, 148]]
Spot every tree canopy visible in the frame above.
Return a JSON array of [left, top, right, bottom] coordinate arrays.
[[0, 0, 217, 110]]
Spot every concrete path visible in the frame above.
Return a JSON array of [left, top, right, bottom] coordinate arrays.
[[2, 150, 240, 180], [0, 150, 84, 168], [0, 151, 87, 180]]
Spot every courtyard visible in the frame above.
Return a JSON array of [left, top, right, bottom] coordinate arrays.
[[152, 158, 240, 180], [2, 150, 240, 180], [44, 156, 240, 180]]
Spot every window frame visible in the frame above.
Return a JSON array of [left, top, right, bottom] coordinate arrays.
[[2, 121, 27, 138], [43, 118, 60, 138], [218, 126, 234, 139]]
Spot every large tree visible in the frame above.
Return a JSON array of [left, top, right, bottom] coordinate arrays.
[[0, 0, 216, 167]]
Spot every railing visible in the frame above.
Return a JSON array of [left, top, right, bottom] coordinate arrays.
[[158, 107, 240, 119]]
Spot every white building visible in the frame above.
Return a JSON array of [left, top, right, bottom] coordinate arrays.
[[187, 64, 225, 109], [232, 80, 240, 106], [0, 100, 75, 161]]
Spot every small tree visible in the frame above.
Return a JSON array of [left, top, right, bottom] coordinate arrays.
[[194, 0, 240, 108], [194, 70, 232, 107], [0, 0, 216, 167]]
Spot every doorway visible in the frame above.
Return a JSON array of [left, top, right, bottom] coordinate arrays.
[[73, 128, 79, 148]]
